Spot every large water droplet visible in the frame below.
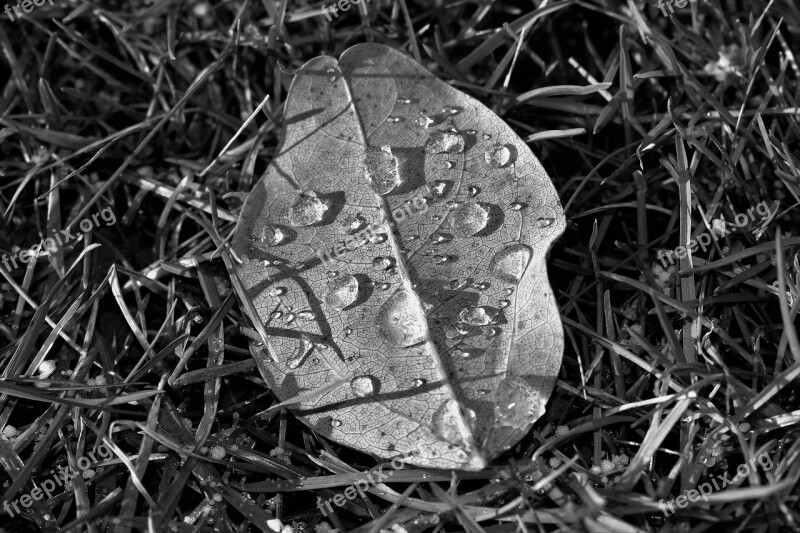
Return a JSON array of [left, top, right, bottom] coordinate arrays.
[[426, 129, 465, 154], [288, 191, 328, 226], [325, 273, 359, 310], [376, 287, 428, 347], [350, 375, 379, 397], [287, 337, 314, 369], [372, 256, 393, 271], [452, 201, 489, 237], [340, 213, 367, 233], [490, 244, 533, 284], [495, 376, 544, 429], [427, 180, 447, 198], [365, 145, 400, 195], [252, 224, 285, 246], [432, 399, 475, 448], [458, 306, 493, 326], [485, 144, 512, 168]]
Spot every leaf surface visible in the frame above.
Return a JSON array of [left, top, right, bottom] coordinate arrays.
[[233, 44, 565, 470]]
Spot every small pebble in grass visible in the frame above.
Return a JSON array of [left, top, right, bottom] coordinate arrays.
[[549, 457, 561, 468], [209, 446, 226, 460], [554, 425, 569, 437], [2, 425, 18, 438], [600, 459, 615, 473]]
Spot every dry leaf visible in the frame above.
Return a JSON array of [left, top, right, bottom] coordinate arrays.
[[232, 43, 565, 470]]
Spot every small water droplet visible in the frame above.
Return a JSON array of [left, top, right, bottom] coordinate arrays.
[[474, 282, 490, 290], [510, 201, 525, 211], [445, 328, 460, 339], [363, 279, 375, 287], [271, 310, 283, 320], [340, 213, 367, 233], [495, 376, 544, 428], [426, 129, 465, 154], [451, 348, 473, 359], [288, 191, 328, 226], [365, 145, 400, 195], [270, 287, 287, 297], [432, 214, 442, 221], [379, 282, 391, 290], [484, 327, 499, 338], [350, 375, 379, 397], [372, 256, 393, 270], [503, 288, 514, 296], [258, 259, 271, 267], [467, 185, 480, 197], [490, 244, 533, 284], [445, 200, 460, 210], [476, 389, 490, 396], [368, 231, 387, 244], [285, 312, 296, 324], [483, 133, 492, 140], [326, 67, 340, 82], [485, 144, 512, 168], [376, 287, 428, 347], [441, 105, 462, 115], [433, 255, 451, 264], [499, 299, 511, 308], [297, 310, 315, 321], [397, 97, 413, 105], [537, 217, 555, 227], [427, 180, 447, 198], [387, 116, 404, 123], [412, 378, 427, 387], [344, 326, 353, 336], [287, 336, 314, 369], [444, 161, 455, 169], [407, 234, 420, 241], [261, 225, 285, 246], [458, 306, 493, 326], [325, 273, 359, 310], [326, 270, 338, 278], [414, 113, 434, 128], [432, 398, 475, 448], [332, 419, 343, 428], [444, 278, 468, 291], [431, 232, 452, 245], [452, 201, 489, 237]]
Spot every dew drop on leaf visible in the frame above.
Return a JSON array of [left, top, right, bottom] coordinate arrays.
[[325, 273, 359, 310], [344, 326, 352, 336], [271, 311, 283, 320], [379, 282, 392, 290], [433, 255, 451, 264], [332, 419, 343, 428], [445, 200, 460, 210], [427, 180, 447, 198], [432, 399, 475, 447], [452, 201, 489, 237], [270, 287, 287, 297], [441, 105, 463, 115], [484, 327, 499, 338], [510, 201, 525, 211], [387, 116, 404, 123], [444, 278, 468, 291], [251, 224, 285, 246], [490, 244, 533, 284], [458, 306, 493, 326], [350, 375, 379, 397], [365, 145, 400, 195], [483, 133, 492, 140], [414, 113, 434, 128], [397, 97, 412, 105], [288, 191, 328, 226], [499, 299, 511, 308], [340, 213, 366, 233], [258, 259, 270, 267], [426, 129, 465, 154], [287, 336, 314, 369], [495, 376, 544, 429], [537, 217, 555, 227], [431, 232, 452, 245], [372, 256, 393, 270], [484, 144, 512, 168], [297, 310, 315, 321], [467, 185, 480, 197], [376, 287, 429, 347], [412, 378, 427, 387]]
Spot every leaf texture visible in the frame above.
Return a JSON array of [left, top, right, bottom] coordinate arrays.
[[232, 43, 565, 470]]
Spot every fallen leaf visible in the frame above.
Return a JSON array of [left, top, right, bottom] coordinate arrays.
[[233, 43, 565, 470]]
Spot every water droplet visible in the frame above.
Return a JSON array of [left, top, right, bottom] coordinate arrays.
[[432, 398, 475, 448], [258, 259, 271, 267], [433, 255, 451, 264], [503, 288, 514, 296], [372, 256, 393, 270], [444, 278, 468, 291], [271, 310, 283, 320], [431, 232, 452, 245], [485, 144, 512, 168], [537, 217, 555, 227], [452, 201, 489, 237], [350, 375, 379, 397], [407, 234, 420, 242], [458, 306, 493, 326], [376, 287, 428, 347], [379, 282, 391, 290], [495, 376, 544, 429], [332, 419, 343, 428], [414, 113, 434, 128], [285, 312, 296, 324], [344, 326, 353, 336], [477, 389, 490, 396], [288, 191, 328, 226], [444, 161, 455, 169], [451, 348, 475, 359], [397, 97, 413, 105], [340, 213, 367, 233], [483, 133, 492, 140], [441, 105, 462, 115], [412, 378, 427, 387], [475, 282, 489, 290], [261, 225, 285, 246], [326, 270, 338, 278], [510, 201, 525, 211], [426, 129, 465, 154], [297, 310, 315, 321], [445, 328, 460, 339], [387, 116, 404, 123], [432, 214, 442, 221], [270, 287, 287, 297], [490, 244, 533, 284], [499, 299, 510, 308], [363, 279, 375, 287], [325, 273, 359, 310], [467, 185, 480, 197], [455, 322, 471, 335], [427, 180, 447, 198], [365, 145, 400, 195], [445, 200, 460, 210], [484, 327, 499, 338], [368, 230, 387, 244], [287, 336, 314, 369]]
